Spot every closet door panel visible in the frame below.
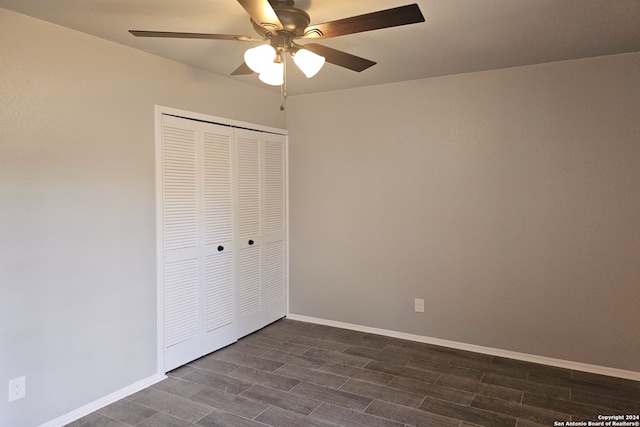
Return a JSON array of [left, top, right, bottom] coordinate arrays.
[[264, 137, 286, 241], [163, 123, 198, 254], [204, 252, 234, 329], [203, 250, 235, 351], [203, 129, 234, 248], [161, 116, 202, 370], [164, 258, 200, 371], [201, 124, 237, 353], [263, 135, 287, 323], [264, 240, 286, 321], [236, 245, 263, 337], [235, 130, 264, 337], [236, 132, 261, 243]]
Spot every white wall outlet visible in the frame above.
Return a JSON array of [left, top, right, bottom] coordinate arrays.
[[414, 298, 425, 313], [8, 376, 26, 402]]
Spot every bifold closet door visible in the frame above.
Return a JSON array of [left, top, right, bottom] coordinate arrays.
[[235, 129, 287, 338], [201, 124, 237, 355], [262, 134, 287, 326], [235, 129, 264, 337], [160, 115, 236, 371]]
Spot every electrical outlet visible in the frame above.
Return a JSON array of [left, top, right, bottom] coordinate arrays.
[[414, 298, 424, 313], [8, 376, 26, 402]]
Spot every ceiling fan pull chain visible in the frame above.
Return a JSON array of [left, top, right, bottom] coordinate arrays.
[[280, 55, 287, 111]]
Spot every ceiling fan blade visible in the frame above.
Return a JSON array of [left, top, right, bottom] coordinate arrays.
[[302, 43, 376, 72], [301, 4, 424, 39], [236, 0, 283, 32], [129, 30, 262, 41], [231, 62, 255, 75]]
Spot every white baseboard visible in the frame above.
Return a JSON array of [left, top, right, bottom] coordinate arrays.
[[286, 313, 640, 382], [38, 373, 167, 427]]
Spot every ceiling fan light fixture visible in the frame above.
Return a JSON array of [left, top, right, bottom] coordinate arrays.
[[258, 61, 284, 86], [244, 44, 276, 73], [293, 48, 325, 78], [130, 2, 426, 95]]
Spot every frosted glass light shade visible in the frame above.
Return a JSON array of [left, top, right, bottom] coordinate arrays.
[[293, 49, 325, 78], [244, 44, 276, 74], [258, 61, 284, 86]]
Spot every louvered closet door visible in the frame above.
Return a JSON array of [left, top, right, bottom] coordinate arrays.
[[263, 134, 287, 325], [161, 115, 201, 370], [235, 129, 264, 337], [201, 123, 237, 355], [160, 115, 237, 371], [234, 129, 287, 337]]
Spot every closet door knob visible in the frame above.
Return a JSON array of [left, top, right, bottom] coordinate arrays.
[[217, 246, 224, 252], [248, 240, 254, 246]]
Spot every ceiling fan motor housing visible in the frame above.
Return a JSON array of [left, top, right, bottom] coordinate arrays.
[[251, 0, 310, 37]]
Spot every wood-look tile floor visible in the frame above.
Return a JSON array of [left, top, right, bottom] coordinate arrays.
[[67, 319, 640, 427]]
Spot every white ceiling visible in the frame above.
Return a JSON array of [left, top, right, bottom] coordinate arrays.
[[2, 0, 639, 95]]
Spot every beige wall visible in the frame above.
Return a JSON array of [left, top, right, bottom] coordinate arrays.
[[287, 52, 640, 372], [0, 8, 284, 427]]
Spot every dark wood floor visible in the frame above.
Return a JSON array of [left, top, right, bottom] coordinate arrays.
[[68, 318, 640, 427]]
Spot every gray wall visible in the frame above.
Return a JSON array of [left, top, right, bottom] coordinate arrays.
[[0, 8, 285, 427], [1, 5, 639, 425], [287, 52, 640, 372]]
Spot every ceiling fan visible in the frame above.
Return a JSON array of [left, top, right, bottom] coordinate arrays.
[[130, 0, 424, 107]]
